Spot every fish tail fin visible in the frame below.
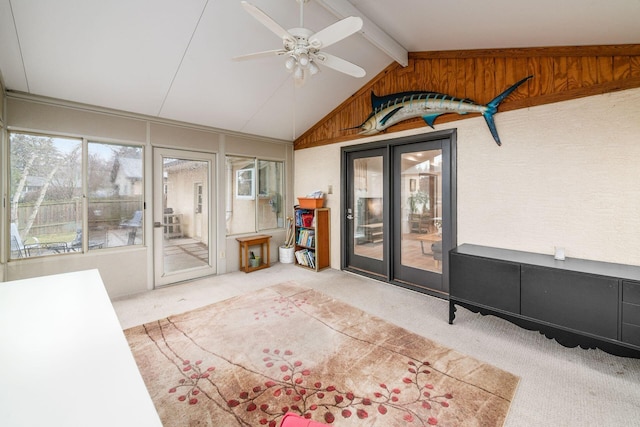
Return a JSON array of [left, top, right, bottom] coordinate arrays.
[[482, 113, 501, 146], [487, 75, 533, 111], [483, 75, 533, 145]]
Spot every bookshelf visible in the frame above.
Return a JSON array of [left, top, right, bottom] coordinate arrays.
[[294, 207, 330, 271]]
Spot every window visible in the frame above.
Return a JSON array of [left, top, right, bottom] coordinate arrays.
[[8, 132, 143, 259], [88, 142, 144, 249], [235, 168, 255, 199], [225, 156, 284, 235], [195, 183, 203, 214], [257, 159, 283, 230], [10, 133, 82, 258]]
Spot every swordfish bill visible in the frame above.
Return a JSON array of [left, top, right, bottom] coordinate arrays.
[[355, 75, 533, 145]]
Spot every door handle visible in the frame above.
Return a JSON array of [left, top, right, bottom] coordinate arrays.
[[154, 221, 163, 228]]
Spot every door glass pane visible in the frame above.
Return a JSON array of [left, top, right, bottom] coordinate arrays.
[[401, 150, 442, 273], [353, 156, 384, 260], [88, 143, 143, 249], [163, 157, 209, 273], [9, 133, 82, 258]]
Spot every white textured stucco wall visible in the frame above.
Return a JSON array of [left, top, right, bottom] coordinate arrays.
[[294, 87, 640, 268]]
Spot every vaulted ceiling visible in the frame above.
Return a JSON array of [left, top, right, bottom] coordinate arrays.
[[1, 0, 638, 141]]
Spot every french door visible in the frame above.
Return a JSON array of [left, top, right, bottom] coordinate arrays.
[[153, 148, 216, 286], [344, 148, 388, 278], [392, 139, 449, 292], [343, 131, 456, 295]]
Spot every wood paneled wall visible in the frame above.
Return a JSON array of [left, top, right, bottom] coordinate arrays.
[[294, 45, 640, 150]]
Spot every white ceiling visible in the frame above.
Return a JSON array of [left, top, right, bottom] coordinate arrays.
[[1, 0, 639, 142]]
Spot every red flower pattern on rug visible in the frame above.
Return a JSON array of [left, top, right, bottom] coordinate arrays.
[[125, 282, 518, 426], [166, 347, 452, 426]]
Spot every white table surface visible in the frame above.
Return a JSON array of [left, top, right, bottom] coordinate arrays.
[[0, 269, 162, 427]]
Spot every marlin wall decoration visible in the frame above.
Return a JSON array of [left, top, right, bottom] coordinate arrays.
[[353, 75, 533, 146]]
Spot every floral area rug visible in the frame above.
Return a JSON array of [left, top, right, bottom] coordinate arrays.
[[124, 282, 518, 426]]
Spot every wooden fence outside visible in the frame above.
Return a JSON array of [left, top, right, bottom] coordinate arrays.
[[15, 198, 142, 236]]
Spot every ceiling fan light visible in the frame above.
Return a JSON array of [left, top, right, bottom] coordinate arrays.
[[285, 56, 297, 70], [298, 53, 309, 67], [294, 66, 304, 80], [309, 61, 319, 75]]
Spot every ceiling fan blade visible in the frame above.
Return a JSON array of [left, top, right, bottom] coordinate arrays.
[[313, 52, 366, 78], [233, 49, 287, 61], [241, 1, 295, 44], [309, 16, 363, 49]]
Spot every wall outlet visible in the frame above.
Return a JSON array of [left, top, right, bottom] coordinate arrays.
[[219, 251, 225, 258], [328, 185, 333, 194]]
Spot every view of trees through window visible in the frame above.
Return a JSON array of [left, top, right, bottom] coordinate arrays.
[[9, 132, 143, 259], [88, 142, 143, 249]]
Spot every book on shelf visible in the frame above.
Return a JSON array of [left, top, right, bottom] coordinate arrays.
[[296, 229, 315, 248], [295, 209, 317, 228], [294, 249, 316, 269]]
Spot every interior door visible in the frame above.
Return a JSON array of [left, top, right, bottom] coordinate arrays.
[[344, 148, 387, 278], [153, 148, 216, 286]]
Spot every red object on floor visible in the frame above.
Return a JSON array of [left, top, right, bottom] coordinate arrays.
[[280, 412, 331, 427]]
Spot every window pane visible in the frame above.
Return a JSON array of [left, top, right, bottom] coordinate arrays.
[[9, 133, 82, 258], [257, 160, 284, 230], [88, 142, 143, 249], [226, 156, 256, 235]]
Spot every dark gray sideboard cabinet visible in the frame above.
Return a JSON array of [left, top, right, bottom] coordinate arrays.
[[449, 244, 640, 358]]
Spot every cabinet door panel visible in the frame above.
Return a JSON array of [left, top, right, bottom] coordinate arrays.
[[622, 323, 640, 347], [521, 265, 618, 339], [622, 302, 640, 326], [450, 254, 520, 313], [623, 281, 640, 305]]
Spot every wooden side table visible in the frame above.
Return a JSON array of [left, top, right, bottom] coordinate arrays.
[[236, 234, 271, 273]]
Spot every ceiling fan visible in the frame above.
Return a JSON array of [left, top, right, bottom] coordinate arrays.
[[233, 0, 366, 87]]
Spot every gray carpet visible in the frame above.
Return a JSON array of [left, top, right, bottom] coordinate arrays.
[[112, 263, 640, 426]]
